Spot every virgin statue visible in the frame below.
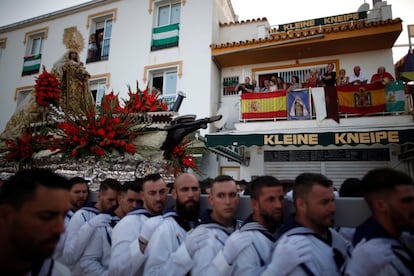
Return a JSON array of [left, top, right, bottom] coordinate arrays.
[[51, 27, 95, 116]]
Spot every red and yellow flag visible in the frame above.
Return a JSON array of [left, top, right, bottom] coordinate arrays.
[[241, 91, 287, 119], [337, 84, 386, 114]]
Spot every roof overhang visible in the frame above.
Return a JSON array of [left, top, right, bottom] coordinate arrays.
[[212, 19, 402, 67], [205, 127, 414, 148]]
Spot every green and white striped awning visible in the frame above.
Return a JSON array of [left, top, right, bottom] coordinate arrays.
[[151, 23, 179, 50]]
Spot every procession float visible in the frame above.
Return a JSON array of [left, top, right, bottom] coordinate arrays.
[[0, 27, 220, 187]]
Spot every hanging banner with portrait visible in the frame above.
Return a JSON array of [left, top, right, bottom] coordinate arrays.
[[287, 89, 311, 120]]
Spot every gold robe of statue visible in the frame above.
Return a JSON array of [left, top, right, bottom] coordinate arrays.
[[51, 51, 95, 116]]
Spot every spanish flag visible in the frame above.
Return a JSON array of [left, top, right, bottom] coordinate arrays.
[[337, 84, 386, 114], [241, 91, 287, 119]]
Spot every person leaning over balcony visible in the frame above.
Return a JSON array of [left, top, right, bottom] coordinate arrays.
[[236, 76, 254, 93], [269, 79, 278, 92], [252, 79, 260, 92], [306, 69, 319, 88], [260, 79, 270, 92], [349, 66, 368, 85], [370, 66, 395, 86], [337, 68, 350, 86], [276, 77, 287, 90], [287, 76, 301, 92], [321, 63, 337, 87], [345, 168, 414, 276]]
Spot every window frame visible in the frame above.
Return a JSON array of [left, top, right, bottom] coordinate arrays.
[[145, 63, 182, 109], [89, 73, 110, 108], [14, 86, 34, 111], [156, 2, 181, 27], [86, 9, 117, 63], [23, 27, 48, 56], [0, 38, 6, 63]]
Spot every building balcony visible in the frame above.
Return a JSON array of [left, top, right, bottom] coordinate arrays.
[[216, 83, 414, 135]]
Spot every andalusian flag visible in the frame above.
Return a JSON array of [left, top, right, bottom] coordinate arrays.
[[386, 81, 405, 112], [22, 54, 41, 76], [241, 91, 287, 120], [337, 84, 386, 114], [151, 23, 179, 50]]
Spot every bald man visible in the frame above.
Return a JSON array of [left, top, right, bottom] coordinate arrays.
[[144, 173, 202, 275]]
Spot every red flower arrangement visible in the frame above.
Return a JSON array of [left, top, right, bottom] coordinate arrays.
[[3, 129, 54, 163], [164, 138, 199, 175], [35, 68, 60, 107], [123, 83, 168, 113], [53, 92, 143, 158]]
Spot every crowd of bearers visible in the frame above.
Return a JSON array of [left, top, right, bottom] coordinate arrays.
[[0, 167, 413, 276]]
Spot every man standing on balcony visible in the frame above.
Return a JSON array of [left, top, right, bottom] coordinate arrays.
[[370, 66, 395, 85], [321, 63, 337, 87], [349, 65, 368, 85], [236, 76, 254, 93]]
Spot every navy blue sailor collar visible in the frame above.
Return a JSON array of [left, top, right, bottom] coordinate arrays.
[[353, 216, 395, 246]]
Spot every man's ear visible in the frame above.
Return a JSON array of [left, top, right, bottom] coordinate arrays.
[[251, 198, 258, 213], [296, 197, 306, 212], [171, 188, 177, 200], [117, 193, 123, 204], [207, 193, 213, 206], [372, 198, 387, 213], [0, 204, 14, 223]]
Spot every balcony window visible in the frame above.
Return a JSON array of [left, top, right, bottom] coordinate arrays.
[[0, 38, 6, 63], [150, 70, 177, 109], [15, 88, 34, 110], [151, 2, 180, 50], [90, 79, 107, 108], [87, 16, 113, 63], [22, 29, 47, 76]]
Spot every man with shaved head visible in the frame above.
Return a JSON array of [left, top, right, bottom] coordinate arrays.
[[144, 173, 202, 275]]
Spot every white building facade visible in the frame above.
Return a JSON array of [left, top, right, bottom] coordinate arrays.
[[1, 0, 413, 186]]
